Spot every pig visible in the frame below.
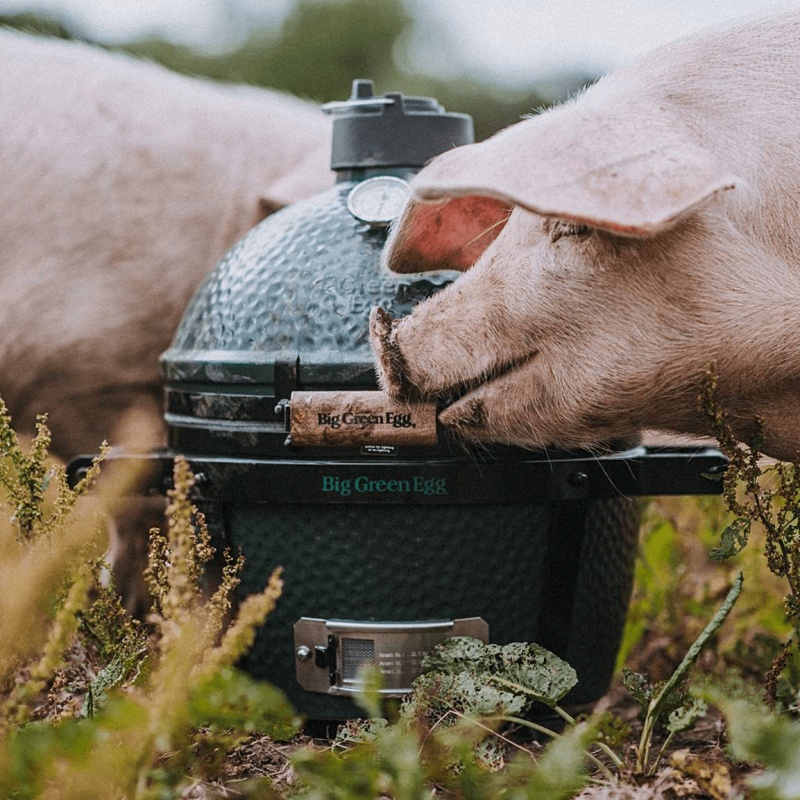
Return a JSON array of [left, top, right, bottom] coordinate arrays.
[[0, 29, 333, 461], [371, 12, 800, 463], [0, 30, 333, 612]]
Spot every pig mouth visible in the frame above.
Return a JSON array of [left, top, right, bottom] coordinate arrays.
[[370, 306, 537, 405], [435, 351, 537, 406]]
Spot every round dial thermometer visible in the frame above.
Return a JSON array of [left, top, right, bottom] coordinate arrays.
[[347, 176, 411, 226]]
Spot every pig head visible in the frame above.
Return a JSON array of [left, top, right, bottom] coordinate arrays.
[[0, 30, 333, 461], [371, 12, 800, 462]]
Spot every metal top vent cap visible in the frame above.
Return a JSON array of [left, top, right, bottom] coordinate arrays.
[[323, 79, 474, 170]]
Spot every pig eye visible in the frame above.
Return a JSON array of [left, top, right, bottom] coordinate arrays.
[[550, 221, 592, 243]]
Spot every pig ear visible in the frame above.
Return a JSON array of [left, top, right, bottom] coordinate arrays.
[[409, 109, 739, 237], [258, 146, 334, 219], [382, 195, 512, 274]]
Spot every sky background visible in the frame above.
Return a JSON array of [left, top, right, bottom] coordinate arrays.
[[0, 0, 798, 87]]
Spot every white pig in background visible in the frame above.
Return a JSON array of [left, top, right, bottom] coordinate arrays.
[[0, 31, 332, 613], [0, 30, 333, 460], [371, 12, 800, 463]]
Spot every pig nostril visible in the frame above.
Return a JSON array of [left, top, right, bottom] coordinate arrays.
[[370, 306, 422, 400], [372, 302, 538, 405]]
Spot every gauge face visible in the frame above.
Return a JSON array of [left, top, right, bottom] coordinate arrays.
[[347, 176, 411, 226]]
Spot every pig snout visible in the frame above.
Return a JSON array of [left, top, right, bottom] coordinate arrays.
[[372, 12, 800, 461]]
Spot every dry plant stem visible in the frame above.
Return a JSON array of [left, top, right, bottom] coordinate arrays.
[[487, 677, 623, 771], [0, 412, 296, 796], [442, 710, 536, 759], [637, 570, 744, 774], [706, 368, 800, 638], [2, 564, 94, 723], [200, 568, 283, 676], [751, 484, 799, 599], [497, 713, 622, 778]]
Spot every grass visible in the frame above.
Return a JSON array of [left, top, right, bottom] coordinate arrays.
[[2, 390, 800, 799], [0, 399, 298, 798]]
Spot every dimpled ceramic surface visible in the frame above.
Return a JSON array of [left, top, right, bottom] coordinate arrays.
[[166, 181, 453, 381], [231, 497, 639, 719]]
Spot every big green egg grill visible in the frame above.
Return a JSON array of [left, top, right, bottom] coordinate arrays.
[[75, 81, 726, 721]]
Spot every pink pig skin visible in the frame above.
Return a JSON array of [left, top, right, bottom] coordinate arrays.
[[372, 12, 800, 462], [0, 31, 333, 613], [0, 30, 333, 460]]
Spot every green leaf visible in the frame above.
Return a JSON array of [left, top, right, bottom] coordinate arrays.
[[649, 571, 743, 724], [701, 469, 726, 482], [709, 518, 750, 561], [293, 744, 384, 800], [595, 710, 632, 749], [0, 719, 96, 800], [419, 637, 578, 711], [716, 696, 800, 800], [294, 722, 427, 800], [420, 635, 493, 673], [0, 698, 149, 799], [636, 572, 744, 772], [334, 717, 389, 748], [354, 664, 386, 720], [459, 670, 512, 715], [188, 667, 301, 741], [81, 633, 149, 718], [409, 670, 528, 724], [621, 668, 652, 710], [667, 697, 708, 736], [506, 721, 597, 800]]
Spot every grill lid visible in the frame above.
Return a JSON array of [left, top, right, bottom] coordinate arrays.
[[159, 80, 471, 455], [324, 79, 473, 170]]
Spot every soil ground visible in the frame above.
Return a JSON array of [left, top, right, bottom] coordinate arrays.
[[6, 493, 780, 798], [17, 634, 755, 799], [192, 677, 753, 799]]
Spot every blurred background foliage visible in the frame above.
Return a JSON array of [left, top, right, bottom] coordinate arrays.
[[0, 0, 596, 142]]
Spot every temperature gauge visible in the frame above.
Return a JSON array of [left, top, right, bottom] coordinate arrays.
[[347, 176, 411, 226]]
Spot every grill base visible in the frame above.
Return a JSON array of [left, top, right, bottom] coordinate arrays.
[[224, 497, 639, 719]]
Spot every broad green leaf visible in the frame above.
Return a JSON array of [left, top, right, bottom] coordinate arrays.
[[188, 667, 301, 741], [411, 670, 528, 718], [667, 697, 708, 735], [449, 672, 529, 716], [709, 518, 750, 561], [419, 637, 578, 710], [420, 636, 493, 673]]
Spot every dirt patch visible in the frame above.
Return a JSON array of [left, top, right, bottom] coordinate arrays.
[[4, 644, 758, 800]]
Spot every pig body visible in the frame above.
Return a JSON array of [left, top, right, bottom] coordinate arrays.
[[372, 12, 800, 462], [0, 30, 333, 459]]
